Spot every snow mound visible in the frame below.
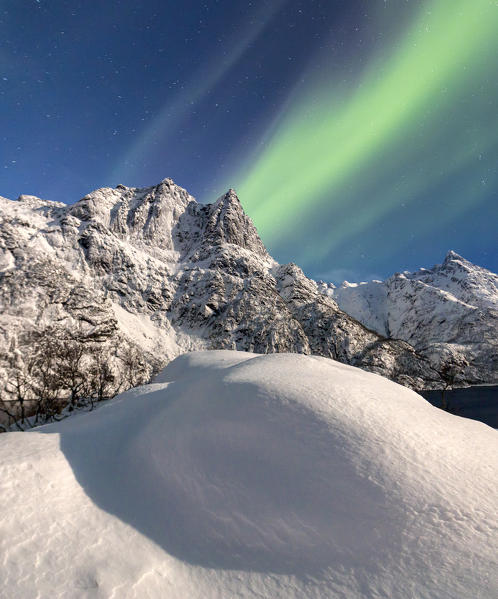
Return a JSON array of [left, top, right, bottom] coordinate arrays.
[[154, 348, 257, 382], [1, 351, 497, 598]]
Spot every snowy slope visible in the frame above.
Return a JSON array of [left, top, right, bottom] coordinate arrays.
[[0, 350, 496, 599], [0, 180, 441, 389], [327, 251, 498, 384]]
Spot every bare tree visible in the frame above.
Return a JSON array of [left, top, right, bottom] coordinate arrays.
[[86, 345, 118, 406], [54, 340, 87, 410], [0, 369, 33, 428], [120, 343, 151, 389], [438, 355, 469, 412], [1, 325, 154, 431]]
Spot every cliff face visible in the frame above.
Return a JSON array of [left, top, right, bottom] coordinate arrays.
[[0, 178, 458, 389]]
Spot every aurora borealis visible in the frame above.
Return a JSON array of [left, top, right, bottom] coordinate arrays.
[[226, 0, 498, 278], [1, 1, 497, 281]]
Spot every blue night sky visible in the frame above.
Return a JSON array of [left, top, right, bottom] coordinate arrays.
[[1, 0, 497, 282]]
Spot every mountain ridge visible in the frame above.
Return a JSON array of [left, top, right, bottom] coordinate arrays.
[[1, 179, 493, 391], [320, 250, 498, 384]]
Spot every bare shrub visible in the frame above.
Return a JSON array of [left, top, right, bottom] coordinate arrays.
[[0, 325, 154, 431]]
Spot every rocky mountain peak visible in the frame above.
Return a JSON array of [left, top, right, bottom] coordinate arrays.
[[66, 180, 270, 260], [443, 249, 465, 264], [17, 194, 43, 204], [202, 189, 269, 258], [16, 194, 65, 210], [440, 250, 475, 272], [326, 251, 498, 384], [68, 181, 195, 252], [215, 188, 239, 205]]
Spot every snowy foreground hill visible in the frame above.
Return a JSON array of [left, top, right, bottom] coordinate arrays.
[[1, 351, 497, 599]]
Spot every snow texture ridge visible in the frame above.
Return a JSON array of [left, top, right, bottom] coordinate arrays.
[[0, 351, 496, 598], [0, 179, 447, 389]]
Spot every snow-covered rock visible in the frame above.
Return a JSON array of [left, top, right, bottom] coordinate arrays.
[[1, 351, 496, 598], [328, 251, 498, 384], [0, 179, 441, 389]]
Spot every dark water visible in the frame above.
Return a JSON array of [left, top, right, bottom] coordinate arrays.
[[420, 385, 498, 429]]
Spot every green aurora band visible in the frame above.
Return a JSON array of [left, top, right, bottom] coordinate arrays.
[[230, 0, 498, 271]]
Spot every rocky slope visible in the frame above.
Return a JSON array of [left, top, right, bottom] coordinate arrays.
[[320, 251, 498, 385], [0, 178, 462, 390]]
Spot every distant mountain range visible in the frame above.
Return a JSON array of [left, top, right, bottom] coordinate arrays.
[[319, 250, 498, 385], [1, 179, 496, 389]]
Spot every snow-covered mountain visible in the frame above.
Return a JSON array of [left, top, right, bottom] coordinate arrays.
[[321, 251, 498, 384], [1, 351, 496, 598], [0, 178, 443, 389]]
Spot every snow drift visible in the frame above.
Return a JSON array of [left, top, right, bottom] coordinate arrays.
[[1, 350, 497, 598]]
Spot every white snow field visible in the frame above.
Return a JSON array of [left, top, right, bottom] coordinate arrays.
[[0, 350, 497, 598]]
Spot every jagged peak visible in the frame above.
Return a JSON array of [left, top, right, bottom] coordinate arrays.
[[75, 177, 192, 209], [14, 194, 65, 210], [443, 250, 466, 264], [17, 194, 43, 203], [201, 188, 268, 258], [438, 250, 480, 275], [110, 177, 190, 198], [278, 262, 302, 275], [213, 188, 241, 208]]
